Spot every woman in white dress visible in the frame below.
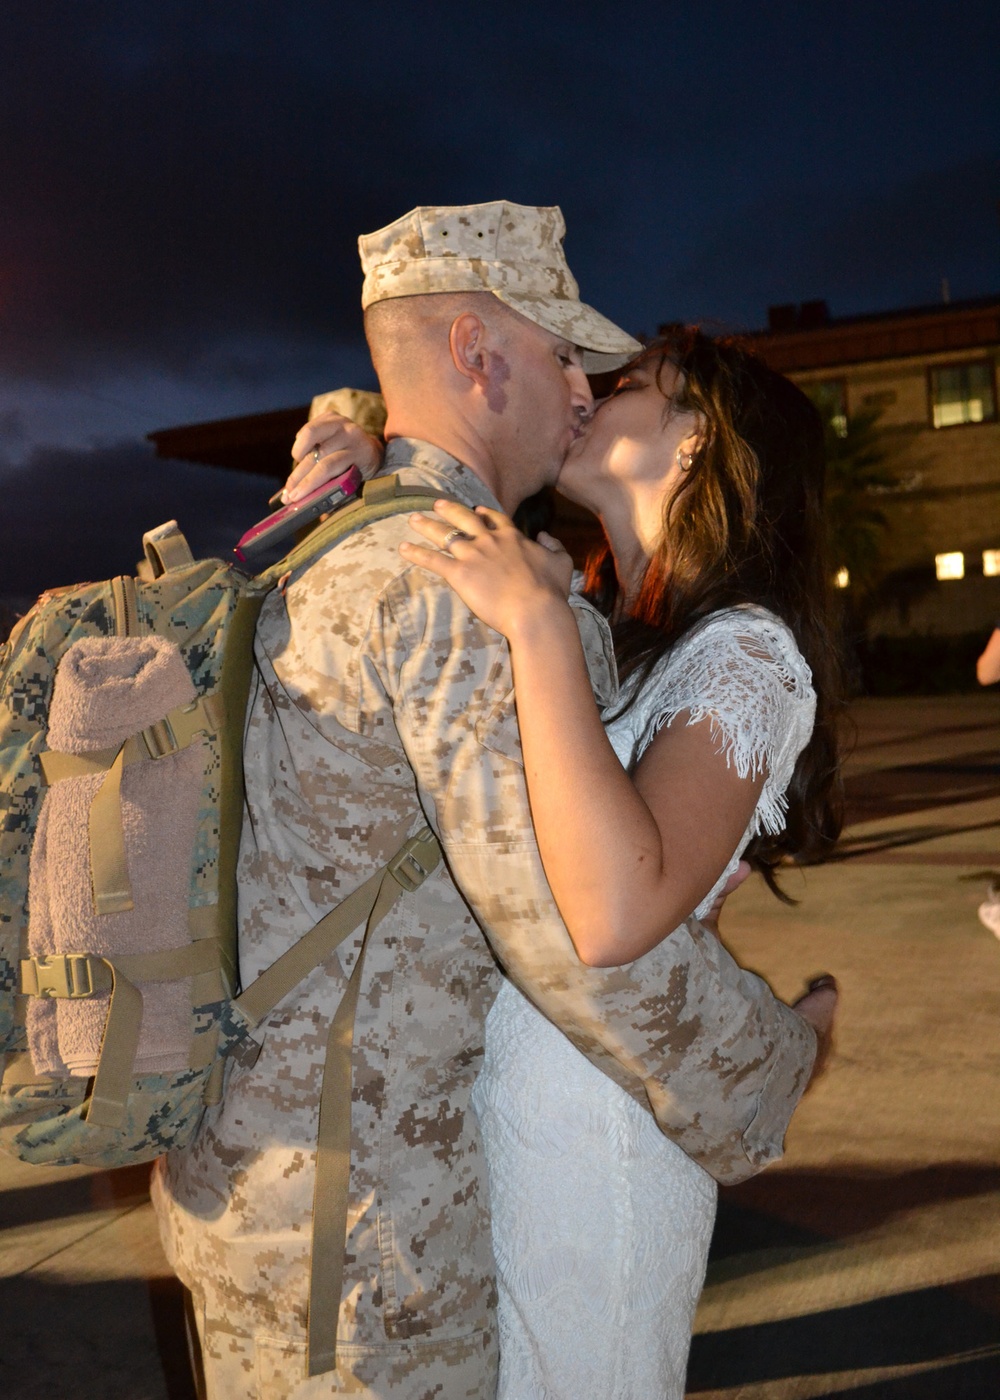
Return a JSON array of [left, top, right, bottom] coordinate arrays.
[[395, 327, 842, 1399]]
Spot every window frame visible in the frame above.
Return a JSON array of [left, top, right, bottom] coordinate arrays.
[[926, 357, 998, 431]]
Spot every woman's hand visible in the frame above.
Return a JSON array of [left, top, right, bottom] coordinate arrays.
[[398, 500, 574, 640], [283, 412, 385, 503]]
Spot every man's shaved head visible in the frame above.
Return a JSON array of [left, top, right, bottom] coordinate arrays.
[[364, 292, 518, 389]]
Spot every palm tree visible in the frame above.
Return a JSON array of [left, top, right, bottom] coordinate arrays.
[[821, 408, 898, 602]]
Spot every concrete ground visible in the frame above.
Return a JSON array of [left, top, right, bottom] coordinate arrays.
[[689, 693, 1000, 1398], [2, 693, 998, 1399]]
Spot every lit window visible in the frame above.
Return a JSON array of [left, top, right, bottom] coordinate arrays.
[[984, 550, 1000, 578], [803, 379, 848, 437], [834, 567, 850, 589], [935, 552, 965, 580], [929, 361, 997, 428]]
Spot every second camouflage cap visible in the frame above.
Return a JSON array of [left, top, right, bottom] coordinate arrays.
[[358, 200, 641, 373]]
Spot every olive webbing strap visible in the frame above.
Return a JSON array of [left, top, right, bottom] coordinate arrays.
[[88, 939, 226, 1127], [141, 521, 196, 577], [19, 940, 226, 1129], [37, 695, 224, 789], [230, 829, 440, 1041], [254, 474, 460, 591], [225, 826, 441, 1379], [88, 742, 134, 915], [186, 904, 228, 1073], [306, 865, 404, 1378], [84, 960, 143, 1127], [230, 869, 385, 1030], [39, 737, 142, 785]]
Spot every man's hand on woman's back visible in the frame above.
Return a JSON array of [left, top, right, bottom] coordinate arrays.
[[700, 862, 837, 1087], [793, 976, 838, 1083]]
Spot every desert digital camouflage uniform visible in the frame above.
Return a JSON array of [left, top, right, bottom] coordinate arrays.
[[152, 439, 816, 1399]]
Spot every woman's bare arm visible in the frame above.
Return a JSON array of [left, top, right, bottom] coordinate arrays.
[[400, 500, 766, 966]]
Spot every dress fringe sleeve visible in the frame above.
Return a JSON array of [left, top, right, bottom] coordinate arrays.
[[629, 606, 817, 841]]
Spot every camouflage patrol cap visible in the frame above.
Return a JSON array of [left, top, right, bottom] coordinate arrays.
[[358, 200, 642, 373]]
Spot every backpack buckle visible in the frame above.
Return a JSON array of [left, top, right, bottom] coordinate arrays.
[[142, 716, 181, 759], [21, 953, 108, 999], [141, 696, 221, 759], [386, 828, 442, 893]]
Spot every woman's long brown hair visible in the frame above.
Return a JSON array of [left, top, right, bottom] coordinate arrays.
[[585, 327, 844, 896]]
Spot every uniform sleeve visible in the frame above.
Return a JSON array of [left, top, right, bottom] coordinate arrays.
[[632, 609, 818, 840], [384, 577, 817, 1187]]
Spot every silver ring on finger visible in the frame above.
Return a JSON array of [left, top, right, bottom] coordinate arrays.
[[442, 528, 470, 553], [313, 447, 322, 464]]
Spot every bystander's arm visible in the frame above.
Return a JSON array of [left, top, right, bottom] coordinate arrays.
[[976, 626, 1000, 686]]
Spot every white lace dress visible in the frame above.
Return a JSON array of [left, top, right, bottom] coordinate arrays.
[[472, 605, 817, 1400]]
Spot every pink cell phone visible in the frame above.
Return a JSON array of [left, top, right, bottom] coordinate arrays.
[[235, 465, 362, 568]]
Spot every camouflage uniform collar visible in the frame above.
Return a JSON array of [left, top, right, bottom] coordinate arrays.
[[383, 438, 503, 512]]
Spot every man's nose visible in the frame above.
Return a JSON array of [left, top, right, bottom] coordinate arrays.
[[569, 365, 594, 419]]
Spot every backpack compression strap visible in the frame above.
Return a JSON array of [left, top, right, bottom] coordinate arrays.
[[39, 692, 225, 916], [19, 937, 225, 1128]]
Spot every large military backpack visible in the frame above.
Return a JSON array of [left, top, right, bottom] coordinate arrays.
[[0, 473, 446, 1376]]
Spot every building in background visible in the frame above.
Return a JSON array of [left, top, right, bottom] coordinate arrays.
[[747, 294, 1000, 638]]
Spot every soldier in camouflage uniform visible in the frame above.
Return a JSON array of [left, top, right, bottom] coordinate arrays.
[[151, 201, 818, 1399]]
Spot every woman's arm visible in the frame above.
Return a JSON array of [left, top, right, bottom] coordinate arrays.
[[399, 501, 767, 966]]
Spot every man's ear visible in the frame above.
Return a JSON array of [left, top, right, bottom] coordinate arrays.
[[448, 313, 490, 388]]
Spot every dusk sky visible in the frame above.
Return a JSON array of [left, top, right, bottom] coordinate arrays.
[[1, 1, 998, 599]]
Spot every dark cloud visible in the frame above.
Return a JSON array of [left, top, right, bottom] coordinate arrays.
[[0, 2, 996, 611], [0, 0, 996, 415], [0, 441, 272, 602]]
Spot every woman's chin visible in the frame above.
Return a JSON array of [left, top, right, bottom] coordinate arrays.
[[555, 450, 598, 507]]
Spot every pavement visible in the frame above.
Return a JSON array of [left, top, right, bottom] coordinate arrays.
[[689, 692, 1000, 1399], [2, 693, 999, 1400]]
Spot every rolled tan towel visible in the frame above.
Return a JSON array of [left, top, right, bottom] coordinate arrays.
[[27, 635, 203, 1078]]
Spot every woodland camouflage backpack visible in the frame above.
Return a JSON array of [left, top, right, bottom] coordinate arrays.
[[0, 474, 444, 1167], [0, 472, 454, 1377]]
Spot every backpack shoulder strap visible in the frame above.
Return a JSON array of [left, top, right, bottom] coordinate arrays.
[[254, 474, 460, 588], [226, 825, 442, 1378], [228, 827, 440, 1033]]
